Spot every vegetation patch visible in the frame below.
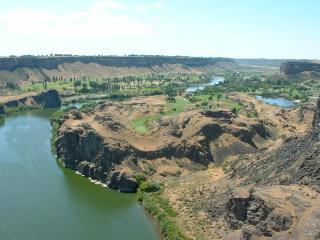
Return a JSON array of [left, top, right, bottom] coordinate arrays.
[[50, 109, 66, 153], [132, 97, 189, 133], [137, 176, 190, 240], [4, 105, 41, 115]]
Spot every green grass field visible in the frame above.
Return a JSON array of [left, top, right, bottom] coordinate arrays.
[[131, 97, 189, 133]]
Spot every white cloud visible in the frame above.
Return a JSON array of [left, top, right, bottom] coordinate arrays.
[[0, 1, 156, 39], [154, 2, 165, 9], [134, 2, 165, 12], [135, 5, 149, 12], [90, 0, 125, 11]]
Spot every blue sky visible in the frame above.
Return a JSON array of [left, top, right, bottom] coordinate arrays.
[[0, 0, 319, 58]]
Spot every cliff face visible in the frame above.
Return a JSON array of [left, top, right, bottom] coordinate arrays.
[[32, 89, 62, 108], [280, 61, 320, 75], [0, 56, 234, 71]]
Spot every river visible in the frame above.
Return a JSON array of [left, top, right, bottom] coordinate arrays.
[[256, 96, 294, 108], [185, 76, 224, 92], [0, 110, 160, 240]]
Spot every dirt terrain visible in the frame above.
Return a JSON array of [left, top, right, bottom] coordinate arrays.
[[162, 96, 320, 240], [0, 92, 37, 103]]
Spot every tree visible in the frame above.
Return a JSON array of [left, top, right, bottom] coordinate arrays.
[[99, 82, 107, 92], [164, 83, 178, 102], [82, 83, 88, 89], [89, 81, 98, 92], [6, 82, 19, 90], [74, 80, 81, 88]]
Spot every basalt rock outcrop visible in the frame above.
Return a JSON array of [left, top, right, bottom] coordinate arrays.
[[280, 61, 320, 75], [32, 89, 62, 108], [222, 184, 320, 239], [55, 98, 279, 193]]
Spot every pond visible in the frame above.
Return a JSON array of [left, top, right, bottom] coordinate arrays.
[[186, 76, 224, 92], [256, 96, 294, 108], [0, 110, 160, 240]]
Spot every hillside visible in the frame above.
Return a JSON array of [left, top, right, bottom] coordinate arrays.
[[160, 96, 319, 239], [0, 55, 234, 86]]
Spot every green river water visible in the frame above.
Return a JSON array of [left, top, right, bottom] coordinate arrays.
[[0, 110, 160, 240]]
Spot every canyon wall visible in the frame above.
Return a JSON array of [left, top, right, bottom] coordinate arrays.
[[0, 55, 233, 71]]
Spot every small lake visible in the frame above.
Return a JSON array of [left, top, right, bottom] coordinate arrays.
[[186, 76, 224, 92], [0, 110, 160, 240], [256, 96, 294, 108]]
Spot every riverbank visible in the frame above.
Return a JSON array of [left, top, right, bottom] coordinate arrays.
[[133, 174, 190, 240]]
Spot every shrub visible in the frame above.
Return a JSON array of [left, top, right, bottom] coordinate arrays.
[[135, 173, 147, 185], [139, 192, 190, 240], [140, 181, 161, 193]]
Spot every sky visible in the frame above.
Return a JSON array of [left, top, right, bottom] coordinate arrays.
[[0, 0, 319, 59]]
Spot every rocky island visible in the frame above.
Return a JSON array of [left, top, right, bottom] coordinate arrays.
[[0, 89, 61, 115]]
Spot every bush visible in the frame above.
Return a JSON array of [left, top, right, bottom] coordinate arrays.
[[139, 192, 190, 240], [201, 101, 208, 106], [140, 181, 161, 193], [50, 109, 66, 152], [135, 173, 147, 185]]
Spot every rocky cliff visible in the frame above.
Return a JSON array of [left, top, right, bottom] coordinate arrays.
[[0, 55, 233, 71], [280, 61, 320, 75]]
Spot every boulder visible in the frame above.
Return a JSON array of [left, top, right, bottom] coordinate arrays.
[[226, 191, 291, 237], [32, 89, 61, 108], [4, 100, 19, 108], [202, 109, 234, 119]]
